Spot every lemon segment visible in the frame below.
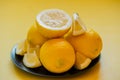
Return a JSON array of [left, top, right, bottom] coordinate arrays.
[[72, 13, 87, 36], [75, 52, 91, 70], [27, 43, 40, 58], [23, 51, 41, 68], [16, 39, 27, 56], [36, 9, 72, 38]]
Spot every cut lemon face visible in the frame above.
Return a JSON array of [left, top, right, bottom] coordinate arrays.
[[72, 13, 87, 36], [16, 39, 28, 56], [36, 9, 72, 38], [23, 51, 41, 68], [75, 52, 91, 70]]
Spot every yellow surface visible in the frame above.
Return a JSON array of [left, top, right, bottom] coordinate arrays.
[[0, 0, 120, 80]]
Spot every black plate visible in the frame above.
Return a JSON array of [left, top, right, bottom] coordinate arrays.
[[11, 45, 100, 77]]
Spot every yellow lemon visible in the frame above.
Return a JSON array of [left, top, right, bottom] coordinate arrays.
[[64, 13, 87, 38], [27, 25, 47, 46], [23, 51, 41, 68], [36, 9, 72, 38], [67, 29, 102, 59], [27, 43, 40, 58], [40, 38, 75, 73], [16, 39, 28, 56], [22, 39, 42, 68], [75, 52, 91, 70], [72, 13, 87, 36]]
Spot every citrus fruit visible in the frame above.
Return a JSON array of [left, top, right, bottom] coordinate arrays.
[[72, 13, 87, 36], [39, 38, 75, 73], [27, 43, 40, 58], [66, 29, 102, 59], [23, 51, 41, 68], [64, 13, 86, 38], [27, 25, 47, 46], [16, 39, 28, 56], [74, 52, 91, 70], [36, 9, 72, 38]]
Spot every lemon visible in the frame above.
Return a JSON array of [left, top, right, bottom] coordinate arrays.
[[27, 43, 40, 58], [23, 42, 42, 68], [67, 29, 102, 59], [36, 9, 72, 38], [23, 51, 41, 68], [16, 39, 28, 56], [40, 38, 75, 73], [64, 13, 86, 38], [27, 25, 47, 46], [75, 52, 91, 70], [72, 13, 87, 36]]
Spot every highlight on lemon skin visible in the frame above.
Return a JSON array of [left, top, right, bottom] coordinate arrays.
[[39, 38, 75, 73], [35, 9, 72, 38]]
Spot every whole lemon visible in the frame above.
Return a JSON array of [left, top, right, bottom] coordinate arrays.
[[66, 29, 102, 59], [27, 25, 47, 46], [39, 38, 75, 73]]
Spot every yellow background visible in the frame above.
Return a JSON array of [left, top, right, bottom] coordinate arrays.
[[0, 0, 120, 80]]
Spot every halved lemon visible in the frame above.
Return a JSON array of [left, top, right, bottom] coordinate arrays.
[[72, 13, 87, 36], [23, 51, 41, 68], [74, 52, 91, 70], [36, 9, 72, 38], [16, 39, 28, 56]]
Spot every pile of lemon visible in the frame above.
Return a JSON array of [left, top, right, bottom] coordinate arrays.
[[16, 9, 102, 73]]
